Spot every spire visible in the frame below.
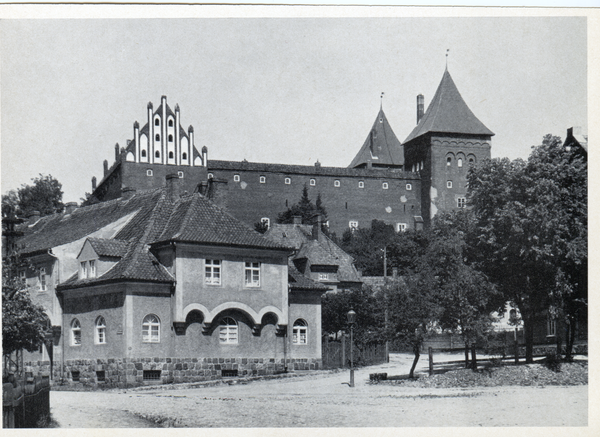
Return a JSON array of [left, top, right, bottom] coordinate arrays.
[[404, 69, 494, 144], [445, 49, 449, 71], [380, 92, 384, 110]]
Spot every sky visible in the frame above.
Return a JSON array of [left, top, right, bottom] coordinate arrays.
[[0, 12, 589, 204]]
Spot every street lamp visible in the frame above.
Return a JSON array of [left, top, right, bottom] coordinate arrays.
[[347, 309, 356, 388]]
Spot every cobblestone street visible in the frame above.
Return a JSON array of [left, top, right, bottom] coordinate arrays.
[[50, 353, 587, 428]]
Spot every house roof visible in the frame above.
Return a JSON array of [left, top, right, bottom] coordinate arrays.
[[86, 238, 129, 258], [288, 262, 328, 292], [404, 69, 494, 144], [349, 109, 404, 168]]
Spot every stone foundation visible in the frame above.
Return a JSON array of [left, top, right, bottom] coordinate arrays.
[[24, 357, 322, 388]]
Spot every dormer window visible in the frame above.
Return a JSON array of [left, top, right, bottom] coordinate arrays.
[[89, 260, 96, 278], [80, 262, 87, 279]]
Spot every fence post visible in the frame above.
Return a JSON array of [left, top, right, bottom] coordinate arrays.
[[428, 347, 434, 376]]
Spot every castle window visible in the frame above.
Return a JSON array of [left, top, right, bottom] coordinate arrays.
[[39, 267, 47, 291], [234, 174, 240, 182], [358, 181, 364, 188], [155, 151, 160, 158], [178, 171, 184, 178], [147, 169, 153, 176], [154, 118, 160, 126], [334, 180, 340, 187], [285, 177, 291, 185], [293, 319, 308, 345], [208, 173, 214, 179], [71, 319, 81, 346], [169, 151, 174, 159], [182, 152, 187, 160], [141, 149, 147, 158], [447, 181, 453, 189], [457, 197, 467, 208], [458, 158, 463, 168], [244, 262, 261, 287], [469, 156, 476, 165], [168, 119, 173, 127], [447, 157, 452, 166], [205, 259, 221, 285], [349, 221, 359, 230], [168, 135, 173, 142], [219, 317, 238, 344], [406, 183, 412, 191], [382, 182, 389, 190], [397, 223, 407, 232], [155, 134, 160, 141], [260, 176, 266, 184], [261, 217, 270, 229], [421, 161, 424, 170], [142, 314, 160, 343], [95, 316, 106, 345], [310, 179, 316, 186]]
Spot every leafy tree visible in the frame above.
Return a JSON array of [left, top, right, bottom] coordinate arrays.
[[253, 220, 269, 234], [277, 184, 327, 225], [467, 135, 587, 362], [2, 174, 64, 218], [340, 220, 398, 276]]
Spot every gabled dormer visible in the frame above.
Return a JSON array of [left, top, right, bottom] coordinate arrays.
[[77, 238, 128, 280]]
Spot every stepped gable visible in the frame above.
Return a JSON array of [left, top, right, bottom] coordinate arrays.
[[404, 69, 494, 144], [349, 108, 404, 168], [18, 189, 164, 255], [151, 194, 290, 250]]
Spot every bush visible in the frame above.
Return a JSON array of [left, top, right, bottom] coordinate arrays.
[[545, 351, 562, 372]]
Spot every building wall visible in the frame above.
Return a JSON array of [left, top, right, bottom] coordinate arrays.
[[288, 291, 322, 360], [120, 161, 207, 195]]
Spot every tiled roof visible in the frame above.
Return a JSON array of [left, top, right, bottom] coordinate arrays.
[[152, 195, 290, 250], [18, 189, 164, 255], [87, 238, 129, 258], [207, 160, 417, 180], [404, 70, 494, 144], [295, 240, 339, 266], [288, 262, 328, 291], [349, 109, 404, 168]]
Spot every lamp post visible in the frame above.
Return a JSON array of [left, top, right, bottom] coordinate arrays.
[[347, 309, 356, 387]]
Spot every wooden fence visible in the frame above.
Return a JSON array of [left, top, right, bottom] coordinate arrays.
[[322, 335, 387, 369]]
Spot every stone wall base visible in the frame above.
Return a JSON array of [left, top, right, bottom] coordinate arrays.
[[24, 357, 322, 388]]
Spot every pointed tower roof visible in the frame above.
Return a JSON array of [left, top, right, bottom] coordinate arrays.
[[349, 108, 404, 169], [404, 70, 494, 144]]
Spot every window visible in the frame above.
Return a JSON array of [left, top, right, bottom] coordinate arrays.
[[168, 119, 173, 127], [261, 218, 270, 229], [71, 370, 80, 382], [397, 223, 407, 232], [234, 174, 240, 182], [142, 314, 160, 343], [147, 169, 153, 176], [358, 181, 364, 188], [219, 317, 238, 344], [182, 152, 187, 160], [447, 181, 453, 189], [143, 370, 161, 381], [89, 260, 96, 278], [382, 182, 389, 190], [141, 150, 147, 158], [155, 151, 160, 158], [19, 271, 26, 283], [168, 135, 173, 142], [318, 273, 329, 280], [169, 151, 174, 159], [293, 319, 308, 345], [310, 179, 316, 186], [96, 371, 106, 382], [259, 176, 266, 184], [244, 262, 260, 287], [421, 161, 424, 170], [95, 316, 106, 344], [39, 267, 47, 291], [205, 259, 221, 285], [285, 177, 291, 185], [447, 157, 452, 166], [208, 173, 214, 179], [406, 183, 412, 191], [154, 118, 160, 126], [334, 180, 340, 187], [469, 157, 475, 165], [457, 197, 467, 208], [349, 221, 359, 230], [155, 134, 160, 141], [458, 158, 463, 168], [71, 319, 81, 346], [80, 262, 87, 279], [178, 171, 184, 178], [547, 317, 557, 337]]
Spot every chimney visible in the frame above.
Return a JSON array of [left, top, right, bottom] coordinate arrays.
[[115, 143, 120, 161], [103, 160, 109, 176], [65, 202, 78, 214], [417, 94, 424, 124], [27, 211, 40, 225], [312, 214, 322, 241], [166, 174, 181, 202], [292, 215, 302, 225], [92, 176, 97, 190], [199, 181, 209, 196], [122, 187, 136, 200]]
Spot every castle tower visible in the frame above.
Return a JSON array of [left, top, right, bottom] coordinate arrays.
[[403, 69, 493, 225]]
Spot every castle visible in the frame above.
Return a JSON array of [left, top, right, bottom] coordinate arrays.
[[90, 68, 493, 235]]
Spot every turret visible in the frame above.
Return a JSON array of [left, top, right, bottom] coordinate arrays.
[[417, 94, 424, 124], [134, 121, 140, 163], [175, 104, 181, 165], [114, 143, 120, 161]]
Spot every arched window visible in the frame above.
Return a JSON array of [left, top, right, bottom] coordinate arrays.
[[155, 151, 160, 158], [142, 314, 160, 343], [168, 119, 173, 127], [406, 183, 412, 191], [182, 152, 187, 160], [95, 316, 106, 344], [141, 149, 147, 158], [293, 319, 308, 344], [358, 181, 364, 188], [219, 317, 238, 344], [71, 319, 81, 346], [334, 180, 340, 187], [285, 177, 291, 185], [382, 182, 389, 190], [447, 157, 452, 166], [154, 118, 160, 126], [458, 158, 463, 168], [168, 134, 173, 142], [310, 179, 316, 186], [155, 134, 160, 141], [169, 151, 174, 159], [447, 181, 453, 189]]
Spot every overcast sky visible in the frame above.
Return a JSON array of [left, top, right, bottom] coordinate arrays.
[[1, 14, 588, 204]]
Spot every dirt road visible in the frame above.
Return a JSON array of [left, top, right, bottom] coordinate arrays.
[[50, 353, 587, 427]]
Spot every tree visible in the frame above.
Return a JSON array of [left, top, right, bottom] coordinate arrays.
[[2, 174, 64, 218], [340, 220, 398, 276], [277, 184, 327, 225], [467, 135, 587, 362]]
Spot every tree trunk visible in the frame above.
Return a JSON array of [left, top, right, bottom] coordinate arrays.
[[464, 343, 470, 368], [409, 344, 420, 379], [524, 317, 535, 364], [565, 316, 576, 362], [471, 345, 478, 371]]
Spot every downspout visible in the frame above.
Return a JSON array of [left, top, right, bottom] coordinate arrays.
[[47, 249, 62, 381]]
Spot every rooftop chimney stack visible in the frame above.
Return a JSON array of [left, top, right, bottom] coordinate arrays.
[[417, 94, 425, 124], [312, 214, 322, 241], [92, 176, 97, 190], [166, 174, 181, 202], [103, 160, 109, 176]]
